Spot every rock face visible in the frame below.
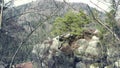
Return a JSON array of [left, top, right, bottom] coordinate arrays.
[[32, 29, 120, 68], [33, 28, 120, 68], [85, 36, 102, 59], [33, 29, 119, 68], [1, 0, 105, 64], [74, 35, 103, 60], [32, 36, 75, 68]]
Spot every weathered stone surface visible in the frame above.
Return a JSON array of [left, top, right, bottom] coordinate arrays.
[[32, 29, 120, 68], [85, 36, 102, 59], [89, 63, 100, 68], [74, 35, 103, 62], [115, 59, 120, 67], [76, 62, 87, 68], [74, 39, 89, 56], [104, 65, 115, 68], [32, 36, 75, 68]]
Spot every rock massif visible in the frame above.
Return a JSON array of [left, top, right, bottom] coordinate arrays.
[[32, 29, 120, 68]]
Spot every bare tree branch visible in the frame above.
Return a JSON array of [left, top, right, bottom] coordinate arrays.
[[0, 0, 4, 29], [9, 7, 60, 68], [87, 5, 120, 41], [90, 0, 108, 13], [9, 18, 48, 68], [63, 0, 77, 11]]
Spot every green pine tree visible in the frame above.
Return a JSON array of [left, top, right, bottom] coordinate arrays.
[[51, 10, 91, 36]]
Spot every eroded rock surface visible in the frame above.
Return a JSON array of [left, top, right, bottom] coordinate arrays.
[[32, 29, 120, 68]]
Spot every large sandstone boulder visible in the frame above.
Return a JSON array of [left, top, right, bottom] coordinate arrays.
[[32, 36, 75, 68], [32, 29, 120, 68], [114, 59, 120, 68], [74, 35, 103, 61], [85, 36, 103, 59], [89, 63, 103, 68], [74, 39, 89, 56]]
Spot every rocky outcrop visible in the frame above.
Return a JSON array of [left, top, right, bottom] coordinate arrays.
[[74, 35, 103, 61], [1, 0, 105, 65], [32, 36, 75, 68], [32, 29, 120, 68], [1, 0, 120, 68]]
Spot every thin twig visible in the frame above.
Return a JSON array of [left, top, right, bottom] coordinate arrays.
[[87, 5, 120, 41], [63, 0, 77, 11], [9, 7, 60, 68], [0, 0, 4, 29], [9, 17, 51, 68], [90, 0, 108, 13]]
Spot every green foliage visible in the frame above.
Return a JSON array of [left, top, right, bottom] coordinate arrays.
[[51, 10, 91, 36], [95, 24, 107, 39], [105, 10, 116, 28]]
